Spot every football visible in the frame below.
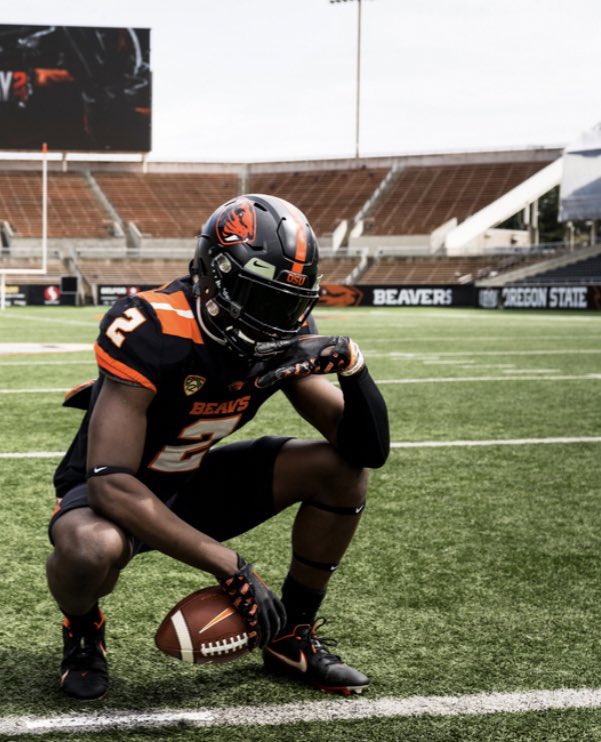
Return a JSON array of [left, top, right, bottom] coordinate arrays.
[[155, 585, 252, 664]]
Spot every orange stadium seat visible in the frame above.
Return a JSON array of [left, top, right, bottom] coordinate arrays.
[[0, 171, 110, 238], [365, 161, 548, 235], [93, 173, 239, 238], [359, 255, 531, 285], [249, 167, 388, 236]]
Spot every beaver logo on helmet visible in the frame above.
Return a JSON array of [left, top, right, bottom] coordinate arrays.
[[216, 198, 256, 245]]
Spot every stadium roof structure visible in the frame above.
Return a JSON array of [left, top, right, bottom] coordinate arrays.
[[559, 121, 601, 222]]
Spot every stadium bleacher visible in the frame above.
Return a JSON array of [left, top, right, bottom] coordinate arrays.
[[0, 171, 110, 238], [365, 161, 549, 235], [93, 172, 239, 238], [0, 257, 65, 284], [3, 147, 594, 303], [318, 257, 361, 283], [76, 259, 189, 287], [248, 167, 388, 236]]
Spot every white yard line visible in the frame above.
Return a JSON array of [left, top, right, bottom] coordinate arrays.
[[421, 360, 478, 365], [1, 371, 600, 395], [0, 314, 99, 327], [359, 336, 601, 342], [0, 361, 95, 366], [390, 436, 601, 448], [4, 688, 601, 736], [503, 368, 558, 374], [0, 452, 65, 459], [0, 388, 68, 394], [369, 349, 601, 358], [2, 436, 601, 461]]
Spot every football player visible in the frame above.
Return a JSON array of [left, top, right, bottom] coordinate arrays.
[[47, 194, 389, 700]]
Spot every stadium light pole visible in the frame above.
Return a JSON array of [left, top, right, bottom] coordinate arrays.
[[329, 0, 372, 158]]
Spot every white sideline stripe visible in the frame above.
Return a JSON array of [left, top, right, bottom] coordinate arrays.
[[0, 343, 93, 355], [4, 688, 601, 735], [170, 610, 194, 664], [390, 436, 601, 449], [377, 374, 601, 384], [0, 314, 98, 327], [3, 436, 601, 461]]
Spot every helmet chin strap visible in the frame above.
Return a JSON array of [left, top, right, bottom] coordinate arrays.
[[195, 296, 227, 347], [195, 296, 258, 358]]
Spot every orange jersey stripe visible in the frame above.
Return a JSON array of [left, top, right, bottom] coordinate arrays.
[[94, 343, 157, 393], [138, 290, 203, 344]]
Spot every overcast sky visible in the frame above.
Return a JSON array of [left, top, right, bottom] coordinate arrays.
[[3, 0, 600, 161]]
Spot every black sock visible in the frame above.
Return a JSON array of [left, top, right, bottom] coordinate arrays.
[[62, 603, 102, 631], [281, 575, 326, 627]]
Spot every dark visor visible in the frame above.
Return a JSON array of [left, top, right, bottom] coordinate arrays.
[[231, 271, 318, 333]]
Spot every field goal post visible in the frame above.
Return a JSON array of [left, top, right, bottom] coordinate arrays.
[[0, 143, 49, 309]]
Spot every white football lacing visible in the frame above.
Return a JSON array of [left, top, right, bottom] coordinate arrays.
[[200, 633, 249, 656]]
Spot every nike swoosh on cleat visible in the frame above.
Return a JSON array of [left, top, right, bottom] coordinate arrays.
[[265, 647, 308, 673]]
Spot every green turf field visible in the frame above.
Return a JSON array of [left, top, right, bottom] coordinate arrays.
[[1, 305, 600, 741]]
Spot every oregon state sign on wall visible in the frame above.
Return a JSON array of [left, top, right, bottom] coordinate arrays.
[[478, 285, 601, 310]]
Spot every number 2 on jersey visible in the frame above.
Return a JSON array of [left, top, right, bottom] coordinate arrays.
[[149, 416, 241, 473], [106, 307, 146, 348]]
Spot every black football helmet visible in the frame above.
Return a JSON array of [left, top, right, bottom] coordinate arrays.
[[190, 194, 320, 357]]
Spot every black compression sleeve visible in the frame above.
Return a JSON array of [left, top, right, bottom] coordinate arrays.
[[336, 366, 390, 469]]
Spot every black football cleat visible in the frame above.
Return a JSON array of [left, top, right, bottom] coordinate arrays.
[[263, 618, 369, 696], [60, 610, 108, 700]]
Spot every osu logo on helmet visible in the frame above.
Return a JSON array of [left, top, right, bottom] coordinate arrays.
[[216, 198, 256, 245]]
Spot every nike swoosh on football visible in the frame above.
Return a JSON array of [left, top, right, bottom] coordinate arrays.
[[265, 647, 308, 673], [198, 607, 237, 635]]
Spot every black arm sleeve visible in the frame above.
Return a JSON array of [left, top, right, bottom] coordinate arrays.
[[336, 366, 390, 469]]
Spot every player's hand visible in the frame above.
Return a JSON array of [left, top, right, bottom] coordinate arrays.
[[218, 554, 286, 648], [254, 335, 365, 388]]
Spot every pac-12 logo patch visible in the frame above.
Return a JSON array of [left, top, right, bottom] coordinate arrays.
[[216, 197, 256, 245], [183, 375, 206, 396]]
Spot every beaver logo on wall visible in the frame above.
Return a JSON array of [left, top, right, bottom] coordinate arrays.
[[318, 284, 364, 307], [216, 198, 256, 245]]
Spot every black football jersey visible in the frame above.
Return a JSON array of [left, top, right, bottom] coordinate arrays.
[[54, 277, 316, 500]]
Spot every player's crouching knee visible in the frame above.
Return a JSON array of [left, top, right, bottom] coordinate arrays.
[[52, 515, 129, 575]]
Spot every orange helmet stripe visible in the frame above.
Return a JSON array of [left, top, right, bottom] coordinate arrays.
[[283, 202, 309, 273]]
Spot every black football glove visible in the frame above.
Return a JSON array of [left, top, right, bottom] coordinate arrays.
[[254, 335, 365, 388], [218, 554, 286, 649]]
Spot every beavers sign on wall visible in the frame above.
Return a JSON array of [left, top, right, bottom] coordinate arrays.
[[319, 284, 475, 307]]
